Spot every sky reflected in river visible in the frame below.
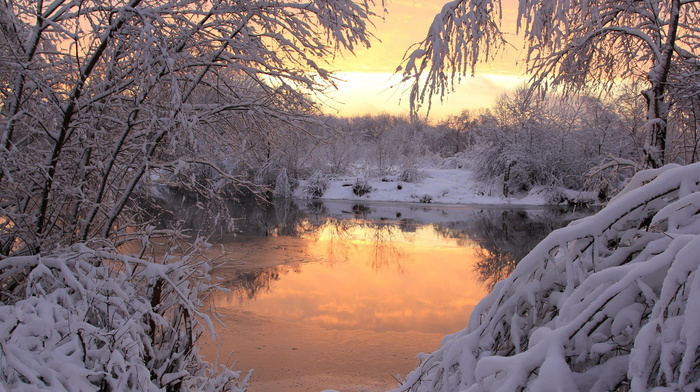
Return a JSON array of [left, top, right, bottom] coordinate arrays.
[[214, 221, 486, 335], [162, 198, 595, 391]]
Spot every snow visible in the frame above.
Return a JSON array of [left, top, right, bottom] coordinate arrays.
[[393, 162, 700, 392], [0, 245, 248, 392], [294, 168, 597, 206], [5, 161, 699, 391]]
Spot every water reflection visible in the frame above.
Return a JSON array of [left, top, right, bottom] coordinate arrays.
[[224, 268, 282, 300], [213, 231, 482, 334], [431, 209, 575, 290], [143, 190, 592, 299], [196, 203, 591, 334], [143, 193, 594, 391], [139, 188, 323, 237], [302, 219, 412, 272]]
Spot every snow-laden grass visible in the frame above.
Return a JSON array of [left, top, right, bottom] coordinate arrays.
[[393, 162, 700, 392], [0, 242, 249, 391]]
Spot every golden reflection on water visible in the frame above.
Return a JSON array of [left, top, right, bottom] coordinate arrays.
[[202, 219, 493, 392], [213, 220, 488, 335]]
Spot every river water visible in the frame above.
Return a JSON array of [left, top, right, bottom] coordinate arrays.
[[146, 194, 593, 392]]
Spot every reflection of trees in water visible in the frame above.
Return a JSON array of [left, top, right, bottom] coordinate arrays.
[[143, 192, 593, 295], [367, 222, 407, 272], [305, 218, 354, 264], [474, 250, 518, 292], [136, 189, 326, 239], [433, 208, 593, 290], [217, 264, 304, 300], [308, 217, 408, 272], [223, 268, 282, 299]]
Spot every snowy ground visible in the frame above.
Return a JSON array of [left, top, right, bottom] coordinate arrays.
[[294, 168, 597, 206]]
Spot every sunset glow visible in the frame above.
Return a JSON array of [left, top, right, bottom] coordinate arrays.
[[203, 221, 492, 390], [325, 0, 527, 120], [211, 222, 489, 335]]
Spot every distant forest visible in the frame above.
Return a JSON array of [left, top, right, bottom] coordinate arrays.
[[225, 83, 697, 202]]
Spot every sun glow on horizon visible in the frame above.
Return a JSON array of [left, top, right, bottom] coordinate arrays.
[[323, 0, 528, 120], [323, 71, 527, 121]]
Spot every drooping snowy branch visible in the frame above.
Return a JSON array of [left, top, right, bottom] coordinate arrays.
[[404, 0, 700, 167], [394, 162, 700, 392], [399, 0, 508, 115], [0, 242, 249, 391]]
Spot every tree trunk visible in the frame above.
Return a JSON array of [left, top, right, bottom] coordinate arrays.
[[643, 0, 681, 168], [503, 161, 515, 197], [643, 87, 669, 169]]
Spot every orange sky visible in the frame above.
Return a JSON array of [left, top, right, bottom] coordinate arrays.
[[323, 0, 527, 121]]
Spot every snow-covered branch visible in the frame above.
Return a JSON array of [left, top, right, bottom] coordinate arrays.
[[0, 0, 379, 255], [407, 0, 700, 166], [0, 242, 249, 391], [399, 0, 508, 115]]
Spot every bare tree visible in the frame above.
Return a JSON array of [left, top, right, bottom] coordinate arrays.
[[401, 0, 700, 168], [435, 109, 480, 156]]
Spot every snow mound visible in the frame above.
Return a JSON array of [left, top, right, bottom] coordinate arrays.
[[0, 244, 248, 391], [393, 163, 700, 392]]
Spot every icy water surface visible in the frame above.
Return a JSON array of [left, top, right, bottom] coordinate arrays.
[[147, 194, 593, 392]]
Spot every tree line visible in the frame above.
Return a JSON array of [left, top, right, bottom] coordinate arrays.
[[238, 82, 697, 202]]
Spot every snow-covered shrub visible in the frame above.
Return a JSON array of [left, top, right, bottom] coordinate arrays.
[[301, 171, 328, 198], [439, 153, 471, 169], [398, 168, 424, 183], [0, 243, 249, 392], [274, 168, 296, 198], [394, 162, 700, 392], [584, 156, 641, 200], [537, 187, 600, 206], [352, 178, 372, 196]]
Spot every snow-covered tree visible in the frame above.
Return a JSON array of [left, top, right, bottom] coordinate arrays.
[[394, 162, 700, 392], [471, 87, 593, 195], [0, 0, 377, 256], [274, 167, 294, 198], [402, 0, 700, 168], [668, 90, 700, 163], [0, 0, 378, 389]]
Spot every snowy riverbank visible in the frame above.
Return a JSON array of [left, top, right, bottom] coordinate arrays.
[[293, 168, 599, 206]]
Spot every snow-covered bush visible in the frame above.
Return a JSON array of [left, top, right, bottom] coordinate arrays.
[[352, 178, 372, 196], [398, 168, 424, 183], [274, 168, 296, 198], [301, 171, 328, 198], [438, 151, 472, 169], [0, 243, 249, 392], [394, 162, 700, 392], [536, 187, 600, 206]]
